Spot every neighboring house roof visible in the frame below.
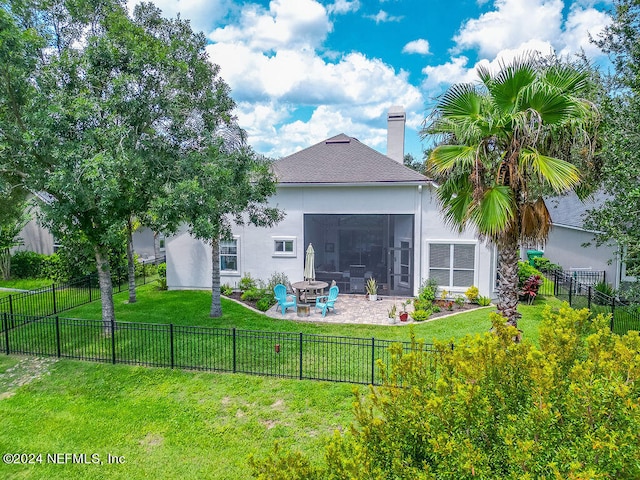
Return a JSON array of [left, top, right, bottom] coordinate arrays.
[[273, 133, 429, 185], [545, 191, 608, 231]]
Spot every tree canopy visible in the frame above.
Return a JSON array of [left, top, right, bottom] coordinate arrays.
[[0, 0, 278, 324]]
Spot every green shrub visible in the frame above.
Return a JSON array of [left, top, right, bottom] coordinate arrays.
[[253, 307, 640, 479], [221, 283, 234, 296], [533, 256, 562, 273], [518, 261, 541, 287], [241, 287, 265, 302], [465, 285, 479, 303], [41, 253, 67, 282], [266, 272, 289, 291], [157, 262, 167, 290], [256, 295, 275, 312], [410, 309, 431, 322], [477, 295, 491, 306], [417, 278, 439, 303], [10, 251, 47, 278], [238, 274, 257, 292]]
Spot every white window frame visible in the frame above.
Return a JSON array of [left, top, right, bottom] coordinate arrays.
[[272, 236, 297, 258], [426, 240, 478, 290], [220, 236, 240, 275]]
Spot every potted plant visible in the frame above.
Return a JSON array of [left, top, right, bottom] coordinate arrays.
[[366, 278, 378, 301], [387, 303, 397, 323], [399, 299, 410, 322]]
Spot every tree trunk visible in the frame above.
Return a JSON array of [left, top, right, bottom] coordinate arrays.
[[210, 238, 222, 318], [495, 235, 521, 328], [0, 248, 10, 280], [126, 219, 137, 304], [95, 246, 117, 334]]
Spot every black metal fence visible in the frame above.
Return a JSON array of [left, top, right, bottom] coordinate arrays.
[[0, 313, 436, 386], [539, 270, 640, 335], [0, 256, 165, 317]]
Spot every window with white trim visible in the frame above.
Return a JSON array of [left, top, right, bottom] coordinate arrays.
[[273, 236, 296, 257], [428, 243, 476, 288], [220, 237, 239, 273]]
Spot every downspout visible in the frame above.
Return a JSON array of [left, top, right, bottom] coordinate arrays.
[[417, 184, 423, 297]]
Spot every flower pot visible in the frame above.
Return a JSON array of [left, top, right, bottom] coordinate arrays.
[[387, 316, 396, 324], [399, 312, 409, 322], [369, 294, 378, 301]]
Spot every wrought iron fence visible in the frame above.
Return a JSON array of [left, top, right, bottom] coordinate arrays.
[[540, 270, 640, 335], [0, 313, 436, 386], [0, 256, 166, 317]]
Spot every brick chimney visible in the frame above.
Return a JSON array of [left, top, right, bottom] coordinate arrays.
[[386, 105, 405, 163]]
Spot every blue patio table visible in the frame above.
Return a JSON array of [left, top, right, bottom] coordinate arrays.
[[291, 280, 328, 304]]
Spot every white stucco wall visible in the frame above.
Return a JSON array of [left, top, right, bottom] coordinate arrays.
[[166, 183, 497, 297], [543, 225, 619, 287]]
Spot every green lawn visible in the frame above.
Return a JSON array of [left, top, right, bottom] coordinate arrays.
[[0, 356, 356, 480], [64, 283, 557, 345], [0, 278, 55, 291]]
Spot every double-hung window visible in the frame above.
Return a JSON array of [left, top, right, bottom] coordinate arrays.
[[220, 238, 239, 273], [428, 243, 476, 288]]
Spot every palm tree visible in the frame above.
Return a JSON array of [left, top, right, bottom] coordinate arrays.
[[423, 55, 600, 327]]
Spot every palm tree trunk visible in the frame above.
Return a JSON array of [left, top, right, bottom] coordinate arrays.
[[95, 245, 116, 334], [126, 219, 137, 304], [495, 235, 521, 328], [210, 238, 222, 318]]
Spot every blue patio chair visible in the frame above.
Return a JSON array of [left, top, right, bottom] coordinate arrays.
[[315, 285, 339, 317], [274, 284, 297, 316]]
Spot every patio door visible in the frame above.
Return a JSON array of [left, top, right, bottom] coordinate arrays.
[[388, 239, 412, 295]]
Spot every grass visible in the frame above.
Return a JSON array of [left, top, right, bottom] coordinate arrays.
[[64, 283, 553, 345], [0, 356, 357, 480], [0, 278, 55, 291]]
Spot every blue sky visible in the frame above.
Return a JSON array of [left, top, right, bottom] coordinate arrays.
[[131, 0, 612, 160]]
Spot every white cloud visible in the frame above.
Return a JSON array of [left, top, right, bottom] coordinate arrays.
[[558, 5, 610, 58], [365, 10, 403, 24], [453, 0, 564, 58], [209, 0, 331, 51], [205, 1, 422, 158], [403, 39, 430, 55], [421, 56, 476, 93], [327, 0, 361, 14]]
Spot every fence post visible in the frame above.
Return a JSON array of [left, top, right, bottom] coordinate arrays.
[[52, 284, 57, 315], [169, 323, 174, 369], [232, 328, 236, 373], [588, 286, 592, 310], [611, 297, 616, 332], [8, 295, 13, 316], [111, 318, 116, 365], [55, 316, 61, 358], [568, 277, 573, 306], [3, 313, 9, 355], [299, 333, 303, 380], [553, 271, 558, 297], [88, 276, 92, 303], [371, 338, 375, 386]]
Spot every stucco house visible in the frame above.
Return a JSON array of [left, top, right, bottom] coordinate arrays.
[[166, 107, 498, 298], [543, 192, 624, 288]]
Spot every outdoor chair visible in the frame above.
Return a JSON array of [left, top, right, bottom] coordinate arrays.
[[274, 283, 297, 316], [315, 285, 339, 317]]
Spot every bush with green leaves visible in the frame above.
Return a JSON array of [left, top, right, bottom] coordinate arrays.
[[417, 278, 439, 303], [221, 283, 234, 296], [252, 306, 640, 479], [517, 261, 542, 288], [410, 309, 431, 322], [532, 256, 562, 273], [267, 271, 290, 291], [10, 251, 48, 278], [238, 273, 258, 292], [477, 295, 491, 306], [157, 263, 167, 290]]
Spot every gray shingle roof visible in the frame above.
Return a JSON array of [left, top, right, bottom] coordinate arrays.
[[273, 133, 429, 184], [545, 191, 608, 230]]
